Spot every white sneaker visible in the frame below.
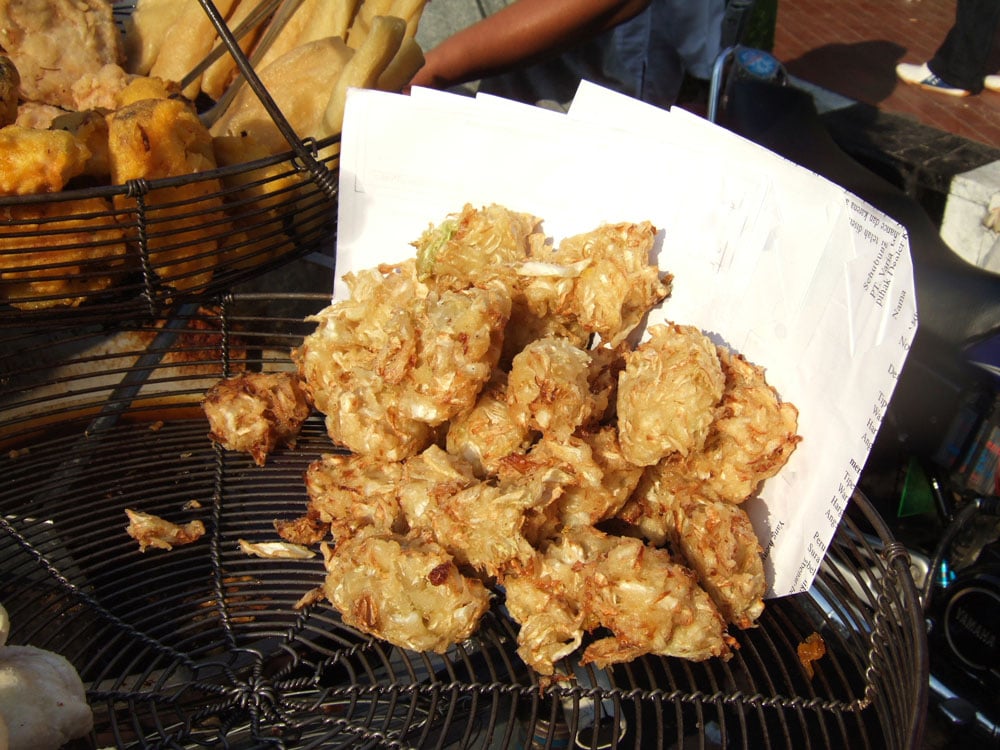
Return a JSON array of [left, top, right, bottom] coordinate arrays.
[[985, 73, 1000, 92], [895, 62, 971, 97]]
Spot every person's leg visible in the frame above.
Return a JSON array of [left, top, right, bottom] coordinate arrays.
[[927, 0, 1000, 93]]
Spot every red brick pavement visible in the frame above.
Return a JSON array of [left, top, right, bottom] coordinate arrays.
[[772, 0, 1000, 148]]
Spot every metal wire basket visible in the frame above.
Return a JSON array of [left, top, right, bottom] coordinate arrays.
[[0, 1, 338, 328], [0, 294, 929, 749]]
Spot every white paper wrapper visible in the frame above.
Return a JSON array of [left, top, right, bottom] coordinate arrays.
[[334, 81, 917, 598]]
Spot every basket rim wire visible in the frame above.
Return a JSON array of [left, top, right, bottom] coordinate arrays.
[[0, 293, 929, 749], [0, 0, 339, 327]]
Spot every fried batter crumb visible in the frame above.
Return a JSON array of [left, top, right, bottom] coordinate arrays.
[[125, 508, 205, 552], [797, 632, 826, 679]]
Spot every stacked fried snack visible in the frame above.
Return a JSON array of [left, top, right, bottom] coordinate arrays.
[[203, 204, 802, 675], [0, 0, 426, 309]]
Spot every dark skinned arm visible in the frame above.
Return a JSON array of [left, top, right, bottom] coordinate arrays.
[[407, 0, 652, 90]]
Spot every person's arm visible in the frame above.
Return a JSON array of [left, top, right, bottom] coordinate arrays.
[[408, 0, 651, 90]]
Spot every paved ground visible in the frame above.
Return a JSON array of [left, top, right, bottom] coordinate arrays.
[[415, 0, 1000, 148], [774, 0, 1000, 148]]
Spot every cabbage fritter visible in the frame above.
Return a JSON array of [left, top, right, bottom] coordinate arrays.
[[684, 347, 801, 503], [617, 323, 725, 466], [322, 530, 491, 654], [294, 261, 511, 460], [202, 371, 312, 467], [503, 527, 730, 674], [620, 463, 765, 629]]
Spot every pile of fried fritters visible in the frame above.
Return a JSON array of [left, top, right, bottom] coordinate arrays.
[[203, 203, 801, 675]]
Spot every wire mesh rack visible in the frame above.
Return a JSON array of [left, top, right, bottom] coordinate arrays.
[[0, 294, 929, 750], [0, 1, 339, 328]]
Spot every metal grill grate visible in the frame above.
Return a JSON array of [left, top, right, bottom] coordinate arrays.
[[0, 294, 928, 749]]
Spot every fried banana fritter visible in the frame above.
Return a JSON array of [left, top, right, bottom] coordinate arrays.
[[108, 97, 229, 291], [617, 323, 725, 466], [0, 126, 91, 195], [0, 196, 128, 310], [202, 371, 312, 467]]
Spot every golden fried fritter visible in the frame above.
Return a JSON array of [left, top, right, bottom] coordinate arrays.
[[670, 494, 765, 629], [577, 426, 644, 522], [305, 452, 405, 540], [294, 262, 510, 460], [108, 96, 231, 291], [202, 371, 312, 466], [445, 371, 533, 478], [617, 323, 724, 466], [50, 109, 111, 180], [503, 527, 730, 673], [548, 220, 670, 346], [585, 342, 628, 425], [496, 431, 636, 533], [683, 347, 801, 503], [0, 125, 91, 195], [322, 529, 491, 654], [413, 202, 540, 290], [398, 444, 478, 525], [507, 336, 597, 439], [401, 446, 546, 578], [294, 261, 435, 460], [402, 283, 510, 425], [619, 461, 765, 628], [581, 528, 731, 668], [615, 457, 691, 546], [499, 294, 590, 370], [0, 196, 128, 310], [500, 532, 593, 675]]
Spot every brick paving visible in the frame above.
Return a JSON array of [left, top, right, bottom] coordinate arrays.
[[773, 0, 1000, 147]]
